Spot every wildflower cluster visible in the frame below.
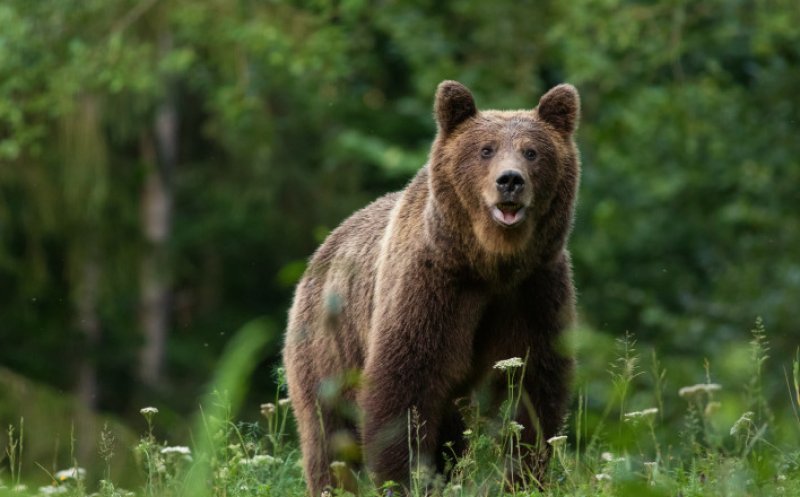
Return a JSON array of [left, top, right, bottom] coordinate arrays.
[[678, 383, 722, 398], [493, 357, 524, 370], [35, 467, 90, 496], [623, 407, 659, 423]]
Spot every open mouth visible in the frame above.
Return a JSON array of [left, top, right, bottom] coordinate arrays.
[[491, 202, 526, 227]]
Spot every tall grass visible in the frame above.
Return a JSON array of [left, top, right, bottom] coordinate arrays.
[[1, 319, 799, 497]]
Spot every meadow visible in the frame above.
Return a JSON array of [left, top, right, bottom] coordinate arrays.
[[3, 319, 798, 497]]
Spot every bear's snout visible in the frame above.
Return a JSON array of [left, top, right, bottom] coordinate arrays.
[[495, 169, 525, 197]]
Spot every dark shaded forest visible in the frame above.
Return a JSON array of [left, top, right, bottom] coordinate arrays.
[[1, 0, 798, 485]]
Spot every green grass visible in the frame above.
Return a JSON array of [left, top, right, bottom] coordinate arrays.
[[2, 319, 799, 497]]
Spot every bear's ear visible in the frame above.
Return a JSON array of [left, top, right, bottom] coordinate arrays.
[[535, 84, 580, 136], [435, 80, 477, 136]]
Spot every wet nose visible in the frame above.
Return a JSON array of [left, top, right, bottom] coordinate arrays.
[[495, 170, 525, 195]]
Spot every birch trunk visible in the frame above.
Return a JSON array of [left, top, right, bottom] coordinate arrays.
[[138, 31, 177, 387]]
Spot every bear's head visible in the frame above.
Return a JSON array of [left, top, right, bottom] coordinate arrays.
[[429, 81, 580, 259]]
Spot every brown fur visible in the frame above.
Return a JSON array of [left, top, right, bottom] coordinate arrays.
[[283, 81, 581, 495]]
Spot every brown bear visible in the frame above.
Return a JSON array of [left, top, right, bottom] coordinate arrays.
[[283, 80, 580, 495]]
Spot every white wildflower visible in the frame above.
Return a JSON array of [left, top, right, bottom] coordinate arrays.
[[644, 461, 657, 469], [493, 357, 524, 370], [508, 421, 525, 436], [624, 407, 659, 422], [546, 435, 567, 447], [242, 454, 281, 466], [462, 429, 473, 436], [595, 473, 612, 481], [730, 411, 754, 436], [278, 398, 291, 407], [260, 403, 276, 416], [330, 461, 347, 470], [38, 486, 68, 495], [161, 446, 191, 456], [678, 383, 722, 398], [139, 407, 159, 415], [600, 451, 625, 463], [55, 467, 86, 481]]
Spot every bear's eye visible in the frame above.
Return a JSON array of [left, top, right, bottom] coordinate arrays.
[[522, 149, 537, 161], [480, 146, 494, 158]]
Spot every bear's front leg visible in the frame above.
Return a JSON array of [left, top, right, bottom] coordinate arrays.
[[514, 347, 574, 488], [507, 257, 576, 488], [360, 360, 449, 489], [359, 278, 483, 491]]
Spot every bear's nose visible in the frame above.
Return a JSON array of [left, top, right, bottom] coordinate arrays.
[[496, 170, 525, 195]]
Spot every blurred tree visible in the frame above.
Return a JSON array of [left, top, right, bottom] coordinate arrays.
[[548, 0, 800, 356], [138, 9, 178, 390]]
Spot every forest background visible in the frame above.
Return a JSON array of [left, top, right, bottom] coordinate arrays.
[[1, 0, 798, 489]]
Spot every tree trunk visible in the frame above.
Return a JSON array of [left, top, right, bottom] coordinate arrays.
[[138, 166, 170, 387], [138, 31, 177, 388], [75, 254, 100, 463], [61, 94, 107, 463]]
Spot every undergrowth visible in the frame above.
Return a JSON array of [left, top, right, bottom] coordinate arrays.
[[1, 319, 799, 497]]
